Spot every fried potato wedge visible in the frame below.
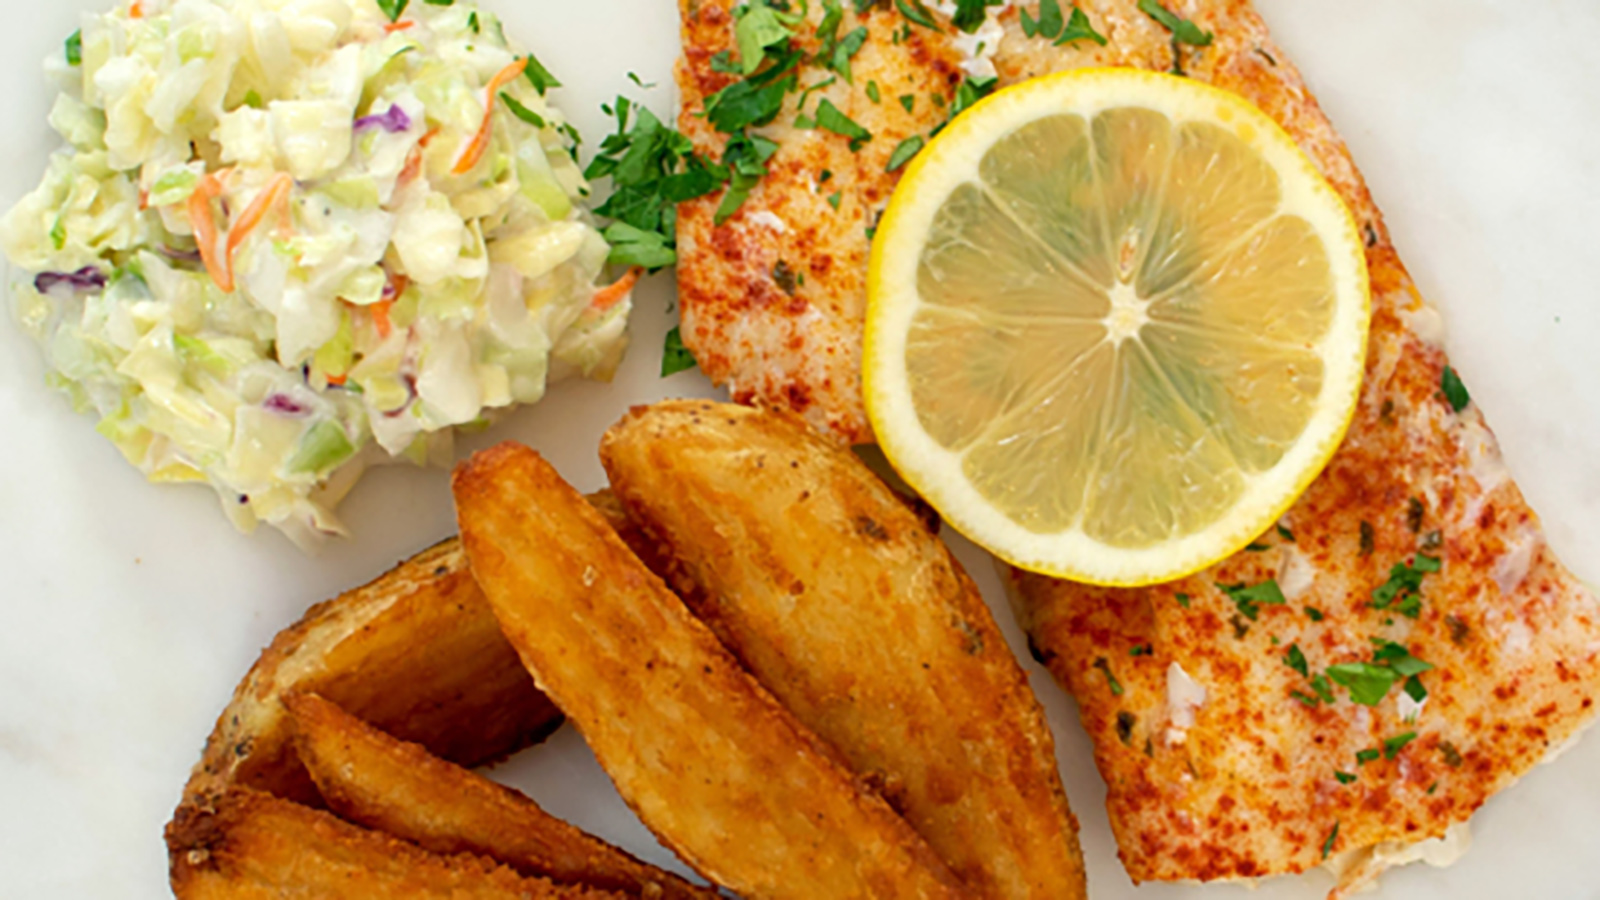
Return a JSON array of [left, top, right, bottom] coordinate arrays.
[[601, 400, 1085, 900], [286, 692, 717, 899], [168, 788, 618, 899], [453, 443, 966, 900], [172, 537, 562, 818]]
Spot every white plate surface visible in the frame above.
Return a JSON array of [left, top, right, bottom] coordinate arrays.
[[2, 1, 1598, 898]]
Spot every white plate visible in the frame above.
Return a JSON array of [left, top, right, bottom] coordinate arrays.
[[2, 2, 1598, 898]]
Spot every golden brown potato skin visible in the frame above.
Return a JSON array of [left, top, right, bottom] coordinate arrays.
[[286, 692, 717, 900], [168, 788, 616, 900], [171, 537, 562, 818], [453, 443, 967, 900], [601, 401, 1084, 900]]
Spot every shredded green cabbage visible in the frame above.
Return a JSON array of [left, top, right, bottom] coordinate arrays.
[[3, 0, 632, 549]]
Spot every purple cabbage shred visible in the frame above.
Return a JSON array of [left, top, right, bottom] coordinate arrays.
[[263, 394, 311, 417], [34, 266, 107, 294], [354, 104, 412, 134]]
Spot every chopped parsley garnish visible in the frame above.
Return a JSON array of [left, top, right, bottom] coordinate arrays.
[[1371, 554, 1441, 618], [1310, 674, 1335, 704], [816, 7, 869, 82], [467, 10, 479, 32], [813, 99, 873, 149], [1284, 643, 1309, 678], [1383, 731, 1418, 759], [952, 0, 1003, 32], [1245, 541, 1270, 552], [661, 327, 698, 377], [1359, 520, 1375, 557], [1277, 524, 1295, 542], [1021, 0, 1107, 47], [1334, 771, 1357, 785], [627, 72, 657, 89], [1175, 592, 1192, 609], [1446, 615, 1470, 645], [1441, 365, 1470, 412], [1092, 657, 1124, 697], [896, 0, 940, 28], [500, 93, 547, 129], [1439, 740, 1464, 768], [899, 93, 916, 112], [949, 75, 998, 119], [1217, 579, 1286, 620], [1355, 748, 1380, 765], [735, 1, 804, 75], [1115, 710, 1137, 745], [1327, 641, 1433, 707], [1137, 0, 1213, 45], [1326, 662, 1399, 707], [714, 131, 782, 224], [376, 0, 409, 23], [1322, 822, 1339, 860], [1304, 606, 1325, 622], [521, 54, 561, 94], [710, 51, 743, 74], [1129, 644, 1153, 657], [886, 136, 925, 172], [1290, 691, 1319, 708], [866, 80, 881, 103], [826, 191, 842, 210], [65, 30, 82, 67], [704, 65, 800, 133], [585, 99, 726, 267]]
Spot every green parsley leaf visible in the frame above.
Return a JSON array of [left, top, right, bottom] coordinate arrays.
[[65, 30, 82, 67], [1091, 657, 1124, 697], [1403, 675, 1427, 703], [1277, 524, 1295, 542], [1370, 640, 1434, 679], [1284, 643, 1309, 678], [49, 216, 66, 251], [1175, 592, 1191, 609], [1327, 662, 1398, 706], [735, 2, 801, 75], [1441, 365, 1470, 413], [1290, 690, 1320, 708], [1304, 606, 1325, 622], [1137, 0, 1212, 45], [523, 53, 562, 95], [1217, 579, 1286, 620], [1310, 673, 1335, 704], [866, 80, 881, 103], [467, 10, 479, 32], [662, 327, 698, 377], [950, 75, 998, 118], [896, 0, 940, 28], [500, 93, 547, 129], [422, 0, 454, 5], [602, 222, 677, 269], [1129, 644, 1153, 657], [796, 76, 840, 113], [714, 130, 781, 224], [1334, 771, 1357, 785], [704, 63, 799, 133], [1439, 740, 1464, 768], [1371, 555, 1440, 618], [899, 93, 916, 112], [376, 0, 409, 23], [1057, 5, 1108, 45], [710, 51, 743, 74], [814, 99, 872, 150], [827, 191, 842, 210], [886, 135, 924, 172], [1322, 822, 1339, 860], [952, 0, 1002, 33], [1383, 731, 1418, 759], [1020, 0, 1060, 38], [1355, 748, 1380, 765]]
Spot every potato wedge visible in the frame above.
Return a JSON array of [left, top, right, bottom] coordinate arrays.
[[286, 692, 717, 899], [168, 788, 618, 899], [601, 401, 1085, 900], [453, 443, 966, 900], [172, 537, 563, 818]]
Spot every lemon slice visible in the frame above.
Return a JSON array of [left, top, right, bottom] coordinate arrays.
[[864, 68, 1370, 587]]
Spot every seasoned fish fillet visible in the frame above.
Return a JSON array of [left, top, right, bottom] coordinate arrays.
[[601, 400, 1085, 900], [679, 0, 1600, 894]]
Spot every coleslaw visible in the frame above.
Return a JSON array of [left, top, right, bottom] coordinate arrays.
[[2, 0, 633, 548]]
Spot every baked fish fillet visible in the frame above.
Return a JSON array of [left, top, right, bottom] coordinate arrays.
[[679, 0, 1600, 894]]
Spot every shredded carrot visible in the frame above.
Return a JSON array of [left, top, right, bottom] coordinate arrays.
[[591, 267, 642, 312], [419, 126, 441, 148], [225, 173, 294, 275], [383, 19, 414, 32], [130, 1, 144, 18], [325, 373, 348, 387], [187, 174, 231, 292], [451, 58, 528, 176], [398, 146, 424, 185], [138, 187, 149, 211], [371, 300, 395, 340]]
